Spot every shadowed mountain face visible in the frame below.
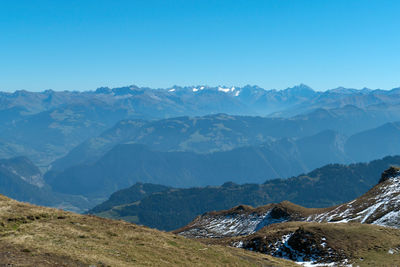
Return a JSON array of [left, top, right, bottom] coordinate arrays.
[[345, 121, 400, 162], [45, 130, 350, 197], [88, 156, 400, 231], [0, 157, 94, 213], [46, 115, 400, 198], [0, 157, 45, 202], [51, 108, 398, 172], [2, 85, 400, 167]]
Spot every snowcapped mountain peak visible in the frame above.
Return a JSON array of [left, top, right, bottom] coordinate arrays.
[[218, 87, 231, 93]]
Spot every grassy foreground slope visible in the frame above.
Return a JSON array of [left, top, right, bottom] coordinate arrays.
[[0, 195, 295, 267]]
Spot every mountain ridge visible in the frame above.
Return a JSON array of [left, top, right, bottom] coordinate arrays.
[[176, 167, 400, 239], [88, 155, 400, 230]]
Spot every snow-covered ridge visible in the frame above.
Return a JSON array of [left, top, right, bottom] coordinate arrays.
[[176, 204, 303, 238], [308, 173, 400, 228], [178, 169, 400, 240], [218, 86, 235, 93], [164, 86, 242, 96], [178, 210, 281, 238]]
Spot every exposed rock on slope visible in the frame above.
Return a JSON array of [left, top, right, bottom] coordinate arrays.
[[228, 222, 400, 266]]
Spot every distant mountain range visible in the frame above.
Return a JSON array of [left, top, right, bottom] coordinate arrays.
[[2, 85, 400, 216], [88, 155, 400, 230], [2, 84, 400, 167], [44, 116, 400, 198]]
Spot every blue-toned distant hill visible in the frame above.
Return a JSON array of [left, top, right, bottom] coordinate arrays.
[[44, 109, 400, 199], [2, 85, 400, 167], [45, 131, 349, 197], [51, 106, 394, 171], [45, 117, 400, 198], [345, 121, 400, 162]]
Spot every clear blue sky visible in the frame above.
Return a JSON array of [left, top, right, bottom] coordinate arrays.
[[1, 0, 399, 92]]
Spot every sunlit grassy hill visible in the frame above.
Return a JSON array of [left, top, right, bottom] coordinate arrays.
[[0, 194, 295, 266]]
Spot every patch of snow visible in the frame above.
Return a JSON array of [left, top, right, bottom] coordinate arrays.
[[387, 247, 400, 254], [233, 241, 243, 248], [296, 259, 352, 267], [168, 88, 176, 92], [179, 209, 289, 238], [218, 87, 230, 93], [192, 88, 199, 92], [295, 261, 336, 267], [373, 210, 400, 228], [321, 237, 327, 249], [359, 202, 382, 223]]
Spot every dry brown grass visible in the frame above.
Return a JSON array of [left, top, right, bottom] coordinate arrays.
[[202, 201, 331, 217], [0, 195, 296, 267]]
